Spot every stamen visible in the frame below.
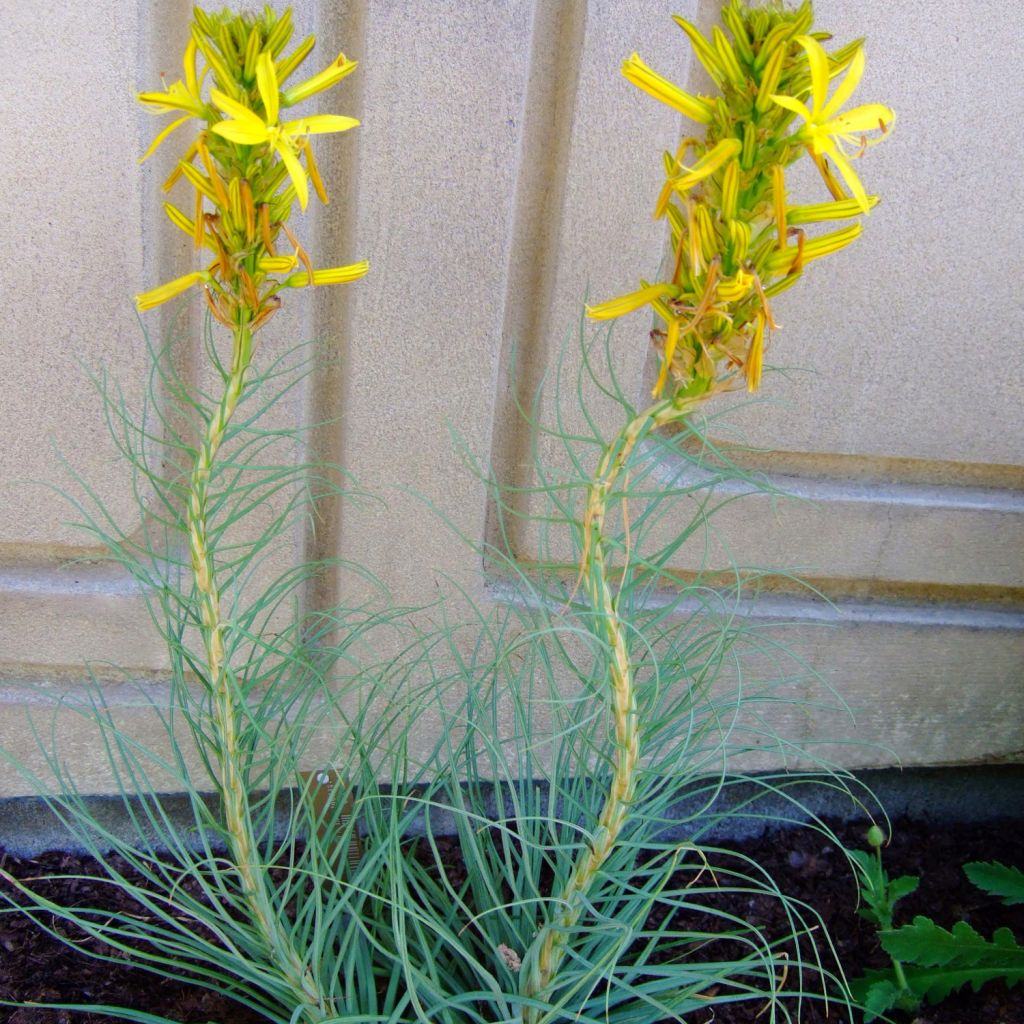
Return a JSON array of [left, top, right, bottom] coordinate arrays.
[[281, 222, 315, 286]]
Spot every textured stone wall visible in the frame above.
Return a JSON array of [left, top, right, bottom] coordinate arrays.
[[0, 1, 1019, 795]]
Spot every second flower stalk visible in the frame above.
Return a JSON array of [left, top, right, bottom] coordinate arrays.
[[136, 8, 368, 1020]]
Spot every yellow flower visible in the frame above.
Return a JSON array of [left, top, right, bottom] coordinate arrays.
[[745, 311, 765, 392], [765, 222, 863, 276], [210, 53, 358, 210], [586, 283, 678, 321], [283, 261, 370, 289], [771, 36, 894, 213], [667, 138, 742, 197], [135, 270, 210, 312], [137, 39, 206, 163], [282, 54, 358, 107], [621, 54, 713, 124]]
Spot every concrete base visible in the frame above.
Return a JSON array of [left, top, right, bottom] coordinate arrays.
[[1, 766, 1021, 858]]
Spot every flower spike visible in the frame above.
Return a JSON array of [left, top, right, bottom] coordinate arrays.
[[135, 5, 365, 316], [591, 0, 894, 398]]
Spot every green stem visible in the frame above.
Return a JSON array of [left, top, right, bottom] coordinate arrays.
[[187, 321, 330, 1022], [521, 397, 688, 1019]]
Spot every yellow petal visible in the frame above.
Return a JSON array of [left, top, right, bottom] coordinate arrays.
[[712, 26, 745, 88], [264, 8, 296, 57], [135, 271, 208, 311], [258, 255, 299, 273], [828, 147, 871, 214], [766, 223, 863, 274], [694, 203, 718, 263], [771, 163, 787, 242], [746, 312, 766, 392], [162, 202, 216, 249], [256, 52, 280, 125], [801, 224, 864, 262], [177, 159, 218, 203], [284, 261, 370, 287], [822, 45, 865, 121], [192, 188, 204, 249], [242, 26, 261, 82], [621, 54, 713, 124], [282, 114, 361, 136], [671, 138, 742, 193], [809, 148, 848, 201], [653, 317, 681, 397], [138, 114, 192, 164], [137, 81, 204, 118], [828, 103, 896, 139], [275, 139, 309, 210], [587, 283, 677, 320], [183, 38, 199, 99], [211, 119, 270, 146], [210, 89, 267, 132], [717, 268, 753, 302], [721, 5, 754, 64], [755, 41, 787, 113], [672, 17, 726, 86], [275, 34, 315, 84], [795, 34, 830, 115], [720, 160, 739, 220], [282, 55, 358, 106], [771, 93, 813, 123], [763, 271, 803, 299], [192, 28, 238, 98], [302, 139, 329, 204], [787, 196, 879, 223]]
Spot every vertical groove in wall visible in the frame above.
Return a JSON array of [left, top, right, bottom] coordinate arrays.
[[137, 0, 198, 373], [485, 0, 588, 560], [305, 0, 369, 617], [135, 1, 198, 560]]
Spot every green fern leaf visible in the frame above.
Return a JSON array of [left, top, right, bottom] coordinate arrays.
[[964, 861, 1024, 906], [882, 917, 1023, 968], [901, 963, 1024, 1004], [873, 917, 1024, 1005]]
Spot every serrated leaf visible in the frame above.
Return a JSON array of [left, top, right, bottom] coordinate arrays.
[[964, 860, 1024, 906], [850, 968, 923, 1019], [888, 874, 920, 903], [868, 913, 1024, 1007], [855, 975, 905, 1022], [900, 963, 1024, 1005], [883, 915, 1024, 968]]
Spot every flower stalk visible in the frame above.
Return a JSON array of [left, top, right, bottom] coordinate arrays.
[[523, 396, 688, 1014], [189, 321, 330, 1019], [522, 2, 894, 1014], [136, 8, 367, 1018]]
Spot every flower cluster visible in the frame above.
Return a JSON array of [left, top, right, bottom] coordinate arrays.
[[135, 5, 367, 333], [589, 0, 894, 398]]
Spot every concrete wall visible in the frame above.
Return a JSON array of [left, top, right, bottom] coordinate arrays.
[[0, 0, 1020, 796]]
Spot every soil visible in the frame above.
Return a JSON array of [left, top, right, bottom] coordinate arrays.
[[1, 817, 1022, 1024]]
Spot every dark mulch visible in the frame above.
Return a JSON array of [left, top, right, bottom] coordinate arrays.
[[1, 817, 1022, 1023]]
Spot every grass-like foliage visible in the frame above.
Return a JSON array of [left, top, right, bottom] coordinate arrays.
[[1, 3, 897, 1021], [1, 311, 875, 1024]]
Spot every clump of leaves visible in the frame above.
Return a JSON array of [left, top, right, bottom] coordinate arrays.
[[851, 827, 1024, 1020]]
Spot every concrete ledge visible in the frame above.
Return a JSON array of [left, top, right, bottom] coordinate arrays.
[[2, 766, 1021, 858]]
